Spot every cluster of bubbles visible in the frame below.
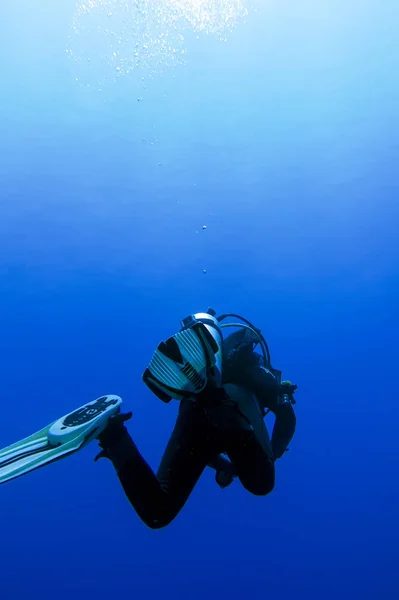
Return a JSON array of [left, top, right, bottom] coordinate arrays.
[[166, 0, 248, 37], [67, 0, 248, 84]]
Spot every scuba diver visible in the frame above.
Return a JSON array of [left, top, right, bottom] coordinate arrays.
[[0, 309, 297, 530]]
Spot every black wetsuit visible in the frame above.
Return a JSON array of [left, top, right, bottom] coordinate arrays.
[[99, 339, 296, 529]]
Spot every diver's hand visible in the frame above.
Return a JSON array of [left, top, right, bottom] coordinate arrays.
[[209, 454, 237, 488], [215, 469, 235, 489], [279, 381, 298, 404]]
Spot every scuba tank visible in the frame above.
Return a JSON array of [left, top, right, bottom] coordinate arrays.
[[142, 308, 280, 403]]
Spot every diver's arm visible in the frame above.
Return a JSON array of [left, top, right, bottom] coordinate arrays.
[[270, 401, 296, 459], [240, 365, 297, 459], [208, 454, 235, 475]]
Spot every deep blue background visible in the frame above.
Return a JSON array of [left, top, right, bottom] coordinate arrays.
[[1, 1, 398, 598]]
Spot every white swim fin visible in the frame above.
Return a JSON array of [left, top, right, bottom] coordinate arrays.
[[0, 395, 122, 485]]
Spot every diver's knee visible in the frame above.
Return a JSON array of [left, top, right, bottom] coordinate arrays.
[[252, 476, 275, 496], [242, 464, 275, 496], [145, 510, 178, 530], [146, 519, 168, 530]]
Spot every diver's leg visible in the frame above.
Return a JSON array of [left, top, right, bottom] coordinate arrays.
[[232, 364, 296, 459], [97, 400, 217, 529], [219, 384, 276, 496], [226, 429, 275, 495]]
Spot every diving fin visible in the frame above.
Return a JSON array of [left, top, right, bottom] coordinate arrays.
[[143, 319, 222, 403], [0, 395, 122, 485]]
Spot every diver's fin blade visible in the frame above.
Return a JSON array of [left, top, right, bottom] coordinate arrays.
[[0, 395, 122, 485], [143, 326, 215, 401]]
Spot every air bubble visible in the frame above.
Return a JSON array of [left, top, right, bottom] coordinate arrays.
[[69, 0, 249, 85]]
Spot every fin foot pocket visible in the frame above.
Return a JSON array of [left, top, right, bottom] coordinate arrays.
[[94, 411, 133, 462]]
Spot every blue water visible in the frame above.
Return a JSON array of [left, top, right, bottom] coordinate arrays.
[[1, 1, 398, 598]]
